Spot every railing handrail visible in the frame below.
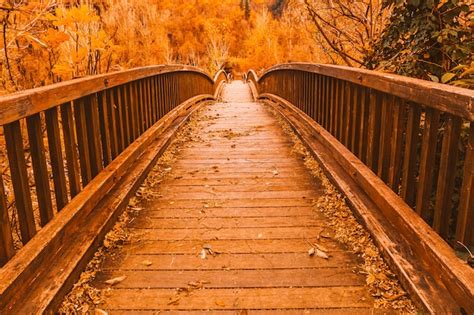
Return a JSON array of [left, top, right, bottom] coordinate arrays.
[[213, 69, 229, 83], [254, 63, 474, 121], [0, 64, 214, 126], [246, 69, 259, 83]]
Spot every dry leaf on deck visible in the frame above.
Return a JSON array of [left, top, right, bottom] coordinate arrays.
[[366, 273, 376, 285], [105, 276, 127, 285], [142, 260, 153, 266], [315, 249, 329, 259], [94, 309, 108, 315], [215, 300, 226, 307], [168, 295, 181, 305]]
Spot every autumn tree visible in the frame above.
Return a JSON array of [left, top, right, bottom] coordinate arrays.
[[303, 0, 389, 67], [366, 0, 473, 87]]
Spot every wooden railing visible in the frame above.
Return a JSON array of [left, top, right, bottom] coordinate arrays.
[[247, 63, 474, 247], [0, 65, 219, 267]]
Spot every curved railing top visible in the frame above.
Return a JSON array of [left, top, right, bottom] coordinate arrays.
[[213, 69, 229, 83], [246, 69, 259, 83], [256, 62, 474, 121], [0, 64, 214, 126]]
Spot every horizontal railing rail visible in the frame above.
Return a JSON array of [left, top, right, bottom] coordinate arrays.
[[249, 62, 474, 247], [0, 65, 218, 266]]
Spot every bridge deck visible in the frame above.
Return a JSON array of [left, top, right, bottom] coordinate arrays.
[[83, 82, 382, 312]]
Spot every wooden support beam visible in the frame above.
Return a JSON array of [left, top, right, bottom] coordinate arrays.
[[26, 114, 54, 225], [3, 121, 36, 243], [45, 107, 68, 210]]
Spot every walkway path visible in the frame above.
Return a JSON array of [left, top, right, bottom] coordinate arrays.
[[93, 81, 376, 313]]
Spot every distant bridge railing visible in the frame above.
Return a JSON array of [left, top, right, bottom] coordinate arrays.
[[0, 65, 225, 267], [247, 63, 473, 247]]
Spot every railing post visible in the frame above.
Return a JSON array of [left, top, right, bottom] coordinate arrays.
[[0, 174, 14, 266]]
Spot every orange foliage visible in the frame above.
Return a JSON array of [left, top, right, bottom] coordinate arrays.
[[0, 0, 323, 93]]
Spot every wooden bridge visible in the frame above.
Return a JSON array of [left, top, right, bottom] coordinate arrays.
[[0, 64, 472, 313]]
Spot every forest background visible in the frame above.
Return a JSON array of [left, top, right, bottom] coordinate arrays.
[[0, 0, 472, 95]]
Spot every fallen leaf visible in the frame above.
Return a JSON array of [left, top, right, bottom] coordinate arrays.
[[365, 247, 377, 257], [94, 309, 108, 315], [367, 273, 376, 285], [215, 300, 226, 307], [199, 249, 207, 259], [105, 276, 127, 285], [308, 247, 315, 256], [142, 260, 153, 266], [315, 243, 329, 252], [168, 295, 180, 305], [315, 249, 329, 259]]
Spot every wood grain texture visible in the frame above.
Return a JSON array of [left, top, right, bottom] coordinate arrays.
[[0, 175, 14, 266], [3, 121, 36, 243], [0, 65, 214, 126], [0, 95, 213, 314], [26, 113, 54, 225], [261, 92, 474, 314], [95, 82, 374, 313], [258, 63, 474, 121]]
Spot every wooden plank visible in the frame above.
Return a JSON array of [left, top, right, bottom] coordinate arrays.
[[106, 89, 119, 159], [366, 90, 381, 172], [350, 84, 359, 155], [122, 239, 339, 256], [400, 105, 421, 206], [141, 206, 315, 218], [101, 287, 373, 310], [114, 87, 125, 153], [358, 87, 369, 163], [130, 226, 327, 240], [0, 175, 14, 266], [415, 108, 440, 218], [26, 114, 54, 225], [377, 95, 393, 183], [157, 183, 318, 193], [102, 252, 355, 271], [130, 216, 323, 229], [141, 79, 149, 130], [387, 98, 405, 191], [84, 94, 103, 178], [60, 102, 82, 197], [96, 268, 364, 289], [433, 115, 461, 237], [122, 85, 131, 146], [3, 121, 36, 243], [456, 123, 474, 245], [98, 91, 112, 166], [74, 98, 92, 185], [45, 107, 69, 210], [97, 309, 381, 315], [342, 81, 350, 146]]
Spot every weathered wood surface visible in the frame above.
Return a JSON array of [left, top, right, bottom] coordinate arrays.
[[259, 63, 474, 121], [260, 93, 474, 314], [95, 82, 377, 312], [0, 95, 213, 313], [0, 65, 213, 126]]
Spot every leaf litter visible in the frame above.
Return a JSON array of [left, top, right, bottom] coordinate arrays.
[[59, 105, 213, 313], [266, 102, 416, 312]]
